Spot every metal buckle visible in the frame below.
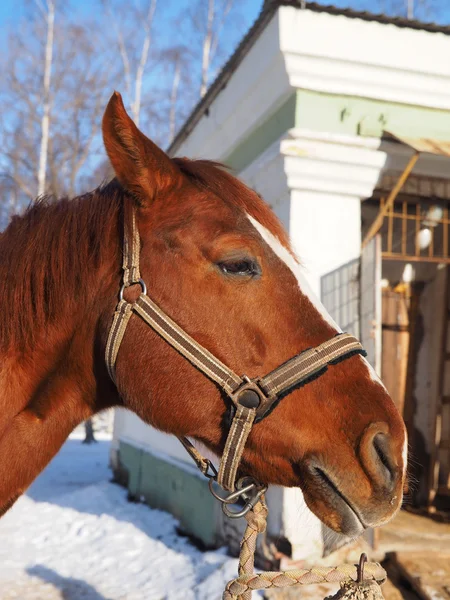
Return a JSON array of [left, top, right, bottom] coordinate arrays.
[[208, 476, 267, 518], [230, 375, 269, 410], [119, 279, 147, 302]]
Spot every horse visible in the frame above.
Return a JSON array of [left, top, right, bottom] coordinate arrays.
[[0, 91, 407, 538]]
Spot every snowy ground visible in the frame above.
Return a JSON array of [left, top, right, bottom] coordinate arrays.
[[0, 430, 241, 600]]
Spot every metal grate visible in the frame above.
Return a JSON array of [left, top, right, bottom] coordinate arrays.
[[321, 258, 360, 339], [379, 198, 450, 263]]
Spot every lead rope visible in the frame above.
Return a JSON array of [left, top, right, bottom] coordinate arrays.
[[179, 441, 386, 600], [220, 495, 386, 600]]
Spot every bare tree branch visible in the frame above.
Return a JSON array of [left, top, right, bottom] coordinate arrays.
[[200, 0, 215, 98], [209, 0, 233, 65], [169, 56, 182, 143], [133, 0, 157, 126], [104, 0, 132, 98]]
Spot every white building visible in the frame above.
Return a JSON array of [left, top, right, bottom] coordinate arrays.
[[111, 1, 450, 561]]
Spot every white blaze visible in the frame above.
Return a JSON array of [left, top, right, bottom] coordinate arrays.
[[402, 433, 408, 470], [247, 215, 341, 332], [247, 214, 385, 389]]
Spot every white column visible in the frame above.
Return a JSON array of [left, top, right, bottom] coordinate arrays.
[[289, 190, 361, 296], [282, 130, 388, 296], [262, 131, 387, 560]]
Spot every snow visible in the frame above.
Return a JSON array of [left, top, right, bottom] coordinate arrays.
[[0, 433, 245, 600]]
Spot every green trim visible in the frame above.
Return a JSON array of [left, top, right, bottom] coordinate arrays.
[[295, 89, 450, 140], [224, 94, 296, 172], [118, 441, 219, 547], [222, 90, 450, 176]]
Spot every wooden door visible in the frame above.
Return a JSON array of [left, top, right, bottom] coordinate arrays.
[[381, 287, 410, 415], [429, 268, 450, 509]]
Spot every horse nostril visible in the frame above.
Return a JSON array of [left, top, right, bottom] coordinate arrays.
[[373, 433, 395, 487], [359, 424, 398, 492]]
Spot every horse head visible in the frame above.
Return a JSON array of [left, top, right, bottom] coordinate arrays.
[[101, 92, 407, 537]]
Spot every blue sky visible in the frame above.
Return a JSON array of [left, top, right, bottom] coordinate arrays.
[[1, 0, 448, 58], [0, 1, 265, 73]]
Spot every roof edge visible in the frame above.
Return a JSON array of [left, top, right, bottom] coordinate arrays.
[[168, 1, 450, 155]]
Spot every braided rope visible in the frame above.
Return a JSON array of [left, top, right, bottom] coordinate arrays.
[[223, 498, 386, 600], [237, 497, 269, 600], [224, 563, 386, 599]]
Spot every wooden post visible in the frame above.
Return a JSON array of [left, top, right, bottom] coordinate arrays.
[[329, 580, 385, 600], [362, 152, 420, 248]]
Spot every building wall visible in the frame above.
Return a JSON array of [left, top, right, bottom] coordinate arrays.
[[112, 5, 450, 558], [172, 11, 291, 163], [111, 409, 192, 466], [279, 6, 450, 109]]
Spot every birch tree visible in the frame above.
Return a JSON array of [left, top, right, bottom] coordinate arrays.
[[35, 0, 55, 198], [187, 0, 234, 98], [350, 0, 437, 20], [158, 44, 193, 145], [381, 0, 433, 18], [0, 9, 116, 212]]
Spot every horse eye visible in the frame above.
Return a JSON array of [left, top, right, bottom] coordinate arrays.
[[217, 259, 260, 277]]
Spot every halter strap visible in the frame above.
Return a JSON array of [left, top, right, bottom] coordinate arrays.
[[123, 210, 141, 287], [133, 294, 243, 396], [106, 210, 366, 494]]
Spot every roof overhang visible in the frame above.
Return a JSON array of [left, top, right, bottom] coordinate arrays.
[[383, 131, 450, 157], [363, 131, 450, 247]]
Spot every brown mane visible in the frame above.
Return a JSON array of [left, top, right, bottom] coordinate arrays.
[[0, 180, 127, 351]]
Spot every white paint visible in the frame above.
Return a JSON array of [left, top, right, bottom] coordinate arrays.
[[281, 132, 388, 199], [173, 6, 450, 162], [280, 6, 450, 110], [288, 189, 362, 297], [282, 487, 324, 561], [171, 12, 290, 161]]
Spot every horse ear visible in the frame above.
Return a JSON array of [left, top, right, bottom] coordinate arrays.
[[102, 91, 180, 204]]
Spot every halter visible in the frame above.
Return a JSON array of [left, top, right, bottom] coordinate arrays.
[[106, 210, 366, 513]]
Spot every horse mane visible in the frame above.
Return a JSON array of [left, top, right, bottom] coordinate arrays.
[[173, 158, 291, 249], [0, 180, 126, 350], [0, 159, 289, 351]]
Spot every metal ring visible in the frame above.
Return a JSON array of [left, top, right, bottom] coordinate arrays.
[[208, 478, 257, 504], [119, 278, 147, 302], [208, 477, 267, 518], [222, 484, 267, 519]]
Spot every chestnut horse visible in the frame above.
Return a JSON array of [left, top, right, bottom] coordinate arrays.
[[0, 92, 407, 537]]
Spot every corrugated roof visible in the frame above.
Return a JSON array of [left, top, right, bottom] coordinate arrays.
[[168, 1, 450, 155], [383, 131, 450, 157]]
